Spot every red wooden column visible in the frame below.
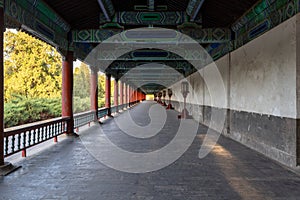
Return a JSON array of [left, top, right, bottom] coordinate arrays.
[[135, 90, 138, 102], [105, 74, 112, 116], [129, 86, 132, 104], [131, 87, 134, 105], [134, 89, 137, 101], [132, 87, 134, 103], [132, 88, 134, 102], [124, 83, 127, 105], [62, 51, 74, 135], [90, 67, 98, 121], [114, 79, 119, 112], [0, 6, 4, 166], [127, 84, 130, 107], [129, 85, 131, 104], [120, 81, 124, 106]]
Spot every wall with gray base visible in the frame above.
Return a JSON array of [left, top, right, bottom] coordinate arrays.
[[169, 14, 300, 168]]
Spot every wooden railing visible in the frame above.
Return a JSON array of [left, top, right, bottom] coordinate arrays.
[[74, 111, 96, 129], [3, 101, 142, 158], [4, 117, 70, 157], [98, 107, 109, 119]]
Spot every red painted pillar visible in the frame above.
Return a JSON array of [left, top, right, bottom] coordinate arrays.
[[114, 79, 119, 112], [124, 83, 127, 105], [129, 87, 132, 104], [135, 90, 138, 102], [132, 89, 135, 102], [120, 81, 124, 106], [127, 84, 130, 106], [0, 6, 4, 166], [90, 67, 98, 121], [132, 88, 135, 102], [62, 51, 74, 134], [105, 74, 112, 116], [129, 86, 131, 104], [132, 88, 135, 103]]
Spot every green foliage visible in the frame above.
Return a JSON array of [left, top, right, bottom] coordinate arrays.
[[98, 98, 105, 108], [4, 30, 62, 101], [98, 73, 105, 99], [73, 65, 107, 113], [3, 30, 107, 128], [73, 97, 90, 114], [4, 97, 62, 128], [74, 63, 90, 99]]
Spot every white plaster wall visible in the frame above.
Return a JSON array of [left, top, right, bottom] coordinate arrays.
[[202, 55, 229, 108], [171, 55, 229, 108], [170, 15, 297, 119], [230, 16, 297, 118]]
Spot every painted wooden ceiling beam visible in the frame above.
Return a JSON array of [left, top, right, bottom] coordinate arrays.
[[186, 0, 205, 22], [97, 0, 115, 22], [72, 27, 231, 44]]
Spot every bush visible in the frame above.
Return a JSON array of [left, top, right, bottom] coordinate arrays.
[[4, 96, 106, 128], [73, 97, 90, 113], [98, 98, 105, 108], [4, 97, 61, 128]]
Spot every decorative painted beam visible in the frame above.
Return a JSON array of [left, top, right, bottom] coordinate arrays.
[[98, 0, 115, 22], [113, 11, 189, 26], [186, 0, 205, 22], [206, 42, 233, 61], [4, 0, 70, 50], [108, 50, 187, 61], [72, 29, 120, 44], [105, 60, 194, 75], [72, 27, 231, 44], [206, 0, 300, 62], [148, 0, 155, 11], [95, 49, 209, 65], [5, 0, 70, 33], [232, 0, 300, 49]]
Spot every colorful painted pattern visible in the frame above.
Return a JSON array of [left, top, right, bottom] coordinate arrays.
[[208, 0, 300, 60], [4, 0, 69, 50], [106, 60, 193, 76], [186, 0, 203, 23], [72, 29, 123, 43], [72, 27, 231, 44], [233, 0, 300, 48], [115, 11, 189, 26]]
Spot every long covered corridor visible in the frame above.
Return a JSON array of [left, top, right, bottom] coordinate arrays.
[[1, 0, 300, 199], [1, 101, 300, 199]]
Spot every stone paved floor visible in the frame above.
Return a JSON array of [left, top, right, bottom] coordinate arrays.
[[1, 101, 300, 200]]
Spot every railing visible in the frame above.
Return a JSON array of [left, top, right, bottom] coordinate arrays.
[[3, 100, 142, 158], [111, 105, 117, 114], [74, 111, 96, 129], [129, 100, 140, 107], [4, 117, 70, 157], [118, 103, 127, 110], [98, 107, 108, 119]]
